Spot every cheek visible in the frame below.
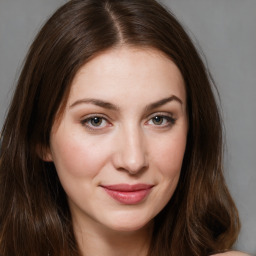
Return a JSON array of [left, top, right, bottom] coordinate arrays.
[[50, 133, 110, 178], [146, 134, 187, 217], [152, 133, 187, 178]]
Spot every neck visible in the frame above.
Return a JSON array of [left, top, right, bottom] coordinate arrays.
[[73, 220, 153, 256]]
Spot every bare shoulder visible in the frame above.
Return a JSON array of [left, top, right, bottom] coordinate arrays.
[[212, 251, 251, 256]]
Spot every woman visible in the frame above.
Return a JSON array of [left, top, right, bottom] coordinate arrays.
[[0, 0, 249, 255]]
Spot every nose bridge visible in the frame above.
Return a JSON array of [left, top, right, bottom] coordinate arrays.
[[115, 122, 148, 174]]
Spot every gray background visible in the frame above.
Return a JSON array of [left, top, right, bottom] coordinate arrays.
[[0, 0, 255, 254]]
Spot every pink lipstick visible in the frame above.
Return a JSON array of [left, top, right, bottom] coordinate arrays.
[[101, 184, 153, 204]]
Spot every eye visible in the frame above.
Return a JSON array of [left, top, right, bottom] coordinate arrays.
[[89, 117, 104, 127], [80, 115, 111, 130], [147, 114, 176, 127], [151, 116, 165, 125]]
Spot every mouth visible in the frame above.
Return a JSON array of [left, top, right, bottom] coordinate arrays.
[[100, 184, 154, 205]]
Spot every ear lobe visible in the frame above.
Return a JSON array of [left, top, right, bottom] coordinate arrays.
[[36, 144, 53, 162], [42, 151, 53, 162]]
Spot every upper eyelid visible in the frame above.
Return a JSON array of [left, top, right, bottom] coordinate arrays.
[[79, 114, 176, 133], [80, 113, 111, 121], [146, 111, 175, 119], [80, 111, 175, 122], [80, 116, 111, 131], [148, 115, 176, 122], [80, 115, 111, 128], [145, 112, 177, 125]]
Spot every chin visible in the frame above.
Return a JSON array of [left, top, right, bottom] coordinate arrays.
[[105, 213, 153, 233]]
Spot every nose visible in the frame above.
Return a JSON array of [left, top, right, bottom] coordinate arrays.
[[112, 125, 149, 175]]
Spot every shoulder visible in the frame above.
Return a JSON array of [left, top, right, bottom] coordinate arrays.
[[212, 251, 251, 256]]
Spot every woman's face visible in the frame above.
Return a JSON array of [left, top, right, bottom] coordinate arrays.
[[46, 47, 188, 233]]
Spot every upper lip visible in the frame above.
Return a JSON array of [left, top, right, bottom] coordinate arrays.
[[100, 184, 154, 192]]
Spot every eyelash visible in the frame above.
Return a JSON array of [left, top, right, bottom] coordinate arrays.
[[146, 113, 176, 128], [80, 113, 176, 131], [80, 114, 111, 131]]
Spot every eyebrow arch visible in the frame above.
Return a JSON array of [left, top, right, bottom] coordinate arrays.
[[69, 98, 119, 110], [145, 95, 183, 112], [69, 95, 182, 111]]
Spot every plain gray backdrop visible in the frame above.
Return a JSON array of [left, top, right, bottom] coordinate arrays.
[[0, 0, 255, 254]]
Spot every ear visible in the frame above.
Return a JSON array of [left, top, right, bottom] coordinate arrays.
[[36, 144, 53, 162]]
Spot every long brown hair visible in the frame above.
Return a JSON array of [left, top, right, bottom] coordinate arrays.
[[0, 0, 240, 255]]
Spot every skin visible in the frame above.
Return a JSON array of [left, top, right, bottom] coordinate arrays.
[[44, 46, 249, 256], [214, 252, 251, 256], [45, 46, 188, 255]]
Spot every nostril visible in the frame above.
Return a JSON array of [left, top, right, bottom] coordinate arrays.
[[115, 156, 149, 175], [127, 165, 148, 176], [112, 128, 149, 174]]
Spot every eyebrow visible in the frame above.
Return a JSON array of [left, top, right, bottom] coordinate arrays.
[[69, 98, 119, 110], [145, 95, 183, 112], [69, 95, 182, 111]]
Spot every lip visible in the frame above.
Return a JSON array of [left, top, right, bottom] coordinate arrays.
[[101, 184, 154, 205]]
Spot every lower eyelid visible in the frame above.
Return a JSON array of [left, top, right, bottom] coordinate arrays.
[[80, 114, 107, 122], [146, 116, 176, 126], [80, 115, 114, 131], [167, 116, 177, 124], [80, 113, 176, 129]]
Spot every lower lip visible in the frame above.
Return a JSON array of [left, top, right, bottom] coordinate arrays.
[[103, 187, 152, 205]]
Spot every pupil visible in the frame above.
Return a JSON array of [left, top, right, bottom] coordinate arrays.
[[153, 116, 163, 125], [91, 117, 102, 126]]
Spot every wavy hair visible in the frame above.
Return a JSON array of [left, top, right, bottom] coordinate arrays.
[[0, 0, 240, 255]]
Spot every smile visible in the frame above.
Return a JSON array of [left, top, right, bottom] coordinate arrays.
[[101, 184, 154, 205]]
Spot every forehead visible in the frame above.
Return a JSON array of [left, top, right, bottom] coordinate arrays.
[[67, 46, 186, 107]]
